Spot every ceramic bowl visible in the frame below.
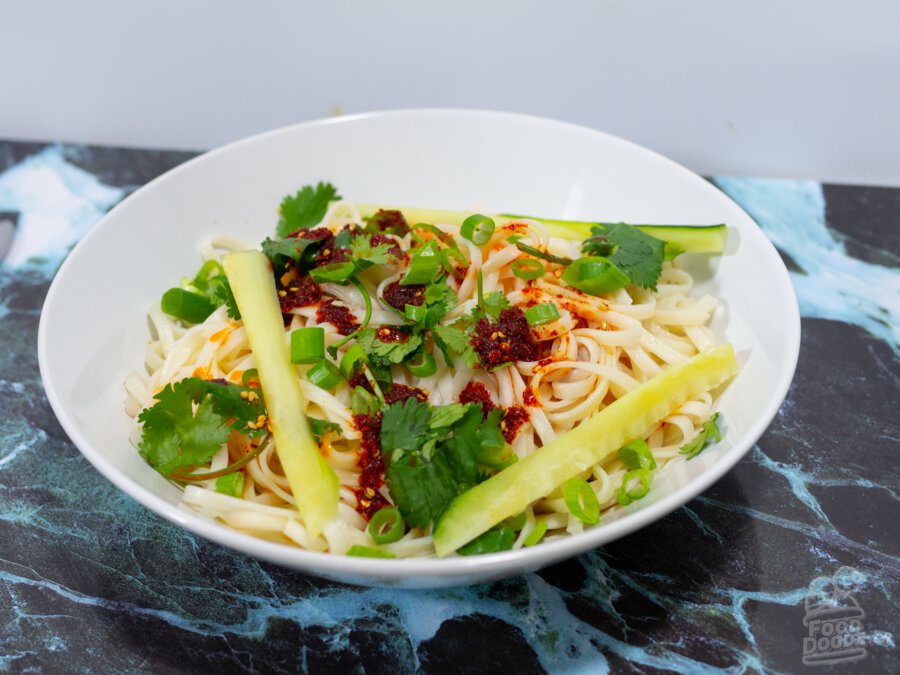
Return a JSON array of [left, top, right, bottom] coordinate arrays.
[[39, 110, 800, 587]]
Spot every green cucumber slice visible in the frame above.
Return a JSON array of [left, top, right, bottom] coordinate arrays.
[[432, 344, 738, 556], [224, 250, 339, 537], [353, 204, 727, 253]]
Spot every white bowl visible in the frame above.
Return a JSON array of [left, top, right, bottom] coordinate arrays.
[[38, 110, 800, 588]]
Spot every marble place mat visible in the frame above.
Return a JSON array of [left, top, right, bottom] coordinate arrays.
[[0, 142, 897, 673]]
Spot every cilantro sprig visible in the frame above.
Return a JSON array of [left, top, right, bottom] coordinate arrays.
[[380, 399, 513, 528], [277, 182, 341, 237], [581, 222, 667, 291], [138, 377, 267, 476]]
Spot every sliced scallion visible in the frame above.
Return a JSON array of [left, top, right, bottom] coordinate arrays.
[[306, 359, 342, 390], [460, 214, 496, 245], [617, 439, 657, 471], [561, 256, 630, 295], [524, 302, 560, 326], [346, 544, 396, 558], [291, 327, 325, 364], [340, 343, 368, 379], [407, 350, 437, 377], [215, 472, 245, 498], [401, 241, 440, 285], [616, 469, 652, 506], [161, 288, 217, 324], [367, 507, 405, 544], [563, 479, 600, 525], [511, 258, 545, 280], [523, 520, 548, 547], [404, 303, 427, 323], [440, 248, 469, 279]]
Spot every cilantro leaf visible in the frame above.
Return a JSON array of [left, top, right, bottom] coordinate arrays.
[[383, 401, 508, 528], [679, 413, 722, 459], [355, 328, 423, 366], [261, 235, 324, 275], [277, 182, 341, 237], [434, 323, 479, 369], [420, 278, 458, 328], [137, 377, 268, 475], [381, 398, 431, 454], [582, 223, 666, 290], [386, 457, 460, 528], [348, 236, 396, 268], [200, 380, 267, 438], [428, 403, 469, 430], [138, 380, 231, 474]]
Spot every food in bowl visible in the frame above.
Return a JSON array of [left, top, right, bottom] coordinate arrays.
[[123, 182, 737, 558]]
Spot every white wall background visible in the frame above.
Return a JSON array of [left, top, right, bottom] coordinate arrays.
[[3, 0, 898, 185]]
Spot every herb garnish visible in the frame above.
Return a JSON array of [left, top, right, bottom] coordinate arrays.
[[277, 182, 341, 237], [581, 222, 667, 291], [138, 377, 266, 475], [679, 413, 722, 459], [381, 399, 512, 528]]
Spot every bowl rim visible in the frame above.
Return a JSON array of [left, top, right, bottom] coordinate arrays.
[[38, 108, 801, 584]]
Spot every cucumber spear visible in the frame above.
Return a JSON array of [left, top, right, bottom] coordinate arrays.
[[223, 250, 339, 537], [353, 204, 727, 254], [432, 344, 738, 557]]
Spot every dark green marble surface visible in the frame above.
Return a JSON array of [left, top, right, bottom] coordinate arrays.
[[0, 142, 896, 673]]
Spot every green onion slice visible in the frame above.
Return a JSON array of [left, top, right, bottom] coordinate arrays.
[[617, 439, 657, 471], [460, 214, 496, 245], [310, 261, 357, 284], [346, 544, 396, 558], [350, 386, 379, 415], [367, 507, 405, 544], [440, 248, 469, 279], [306, 359, 343, 390], [511, 258, 545, 280], [407, 350, 437, 377], [161, 288, 217, 324], [523, 520, 548, 547], [290, 327, 325, 364], [361, 364, 385, 403], [215, 472, 245, 498], [524, 302, 560, 326], [404, 303, 427, 323], [561, 256, 630, 295], [340, 343, 368, 379], [401, 241, 440, 285], [616, 469, 652, 506], [563, 479, 600, 525]]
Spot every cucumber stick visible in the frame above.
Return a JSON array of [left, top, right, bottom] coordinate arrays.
[[432, 344, 738, 557], [353, 204, 727, 254], [223, 250, 339, 537]]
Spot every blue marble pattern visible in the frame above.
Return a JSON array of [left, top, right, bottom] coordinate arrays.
[[0, 143, 896, 673]]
